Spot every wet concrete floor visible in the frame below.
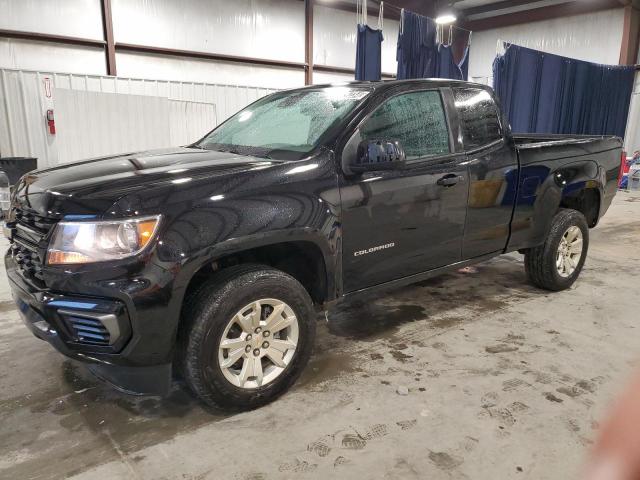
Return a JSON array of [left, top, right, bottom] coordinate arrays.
[[1, 192, 639, 479]]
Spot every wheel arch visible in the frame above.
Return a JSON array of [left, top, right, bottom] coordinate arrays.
[[559, 185, 601, 228], [174, 230, 336, 312], [508, 159, 604, 251]]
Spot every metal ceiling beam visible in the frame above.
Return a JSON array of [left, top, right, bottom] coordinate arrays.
[[312, 0, 402, 20], [460, 0, 554, 17], [461, 0, 624, 31], [311, 0, 437, 21], [388, 0, 436, 18]]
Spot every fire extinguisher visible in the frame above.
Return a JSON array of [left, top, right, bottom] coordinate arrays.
[[46, 109, 56, 135]]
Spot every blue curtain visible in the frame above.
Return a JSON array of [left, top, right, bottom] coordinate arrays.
[[435, 44, 463, 80], [396, 10, 438, 79], [355, 24, 384, 81], [458, 45, 469, 81], [396, 10, 471, 81], [493, 43, 635, 138]]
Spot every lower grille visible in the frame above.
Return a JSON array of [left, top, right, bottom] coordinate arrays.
[[64, 314, 111, 345], [58, 309, 121, 347]]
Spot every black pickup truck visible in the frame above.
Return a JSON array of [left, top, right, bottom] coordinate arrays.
[[5, 80, 622, 410]]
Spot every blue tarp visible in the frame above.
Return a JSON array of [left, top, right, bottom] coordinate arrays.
[[355, 24, 384, 81], [458, 45, 469, 81], [396, 10, 438, 79], [493, 43, 635, 138], [435, 44, 463, 81], [396, 10, 470, 81]]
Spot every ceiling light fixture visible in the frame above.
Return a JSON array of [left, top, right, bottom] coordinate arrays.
[[435, 14, 457, 24]]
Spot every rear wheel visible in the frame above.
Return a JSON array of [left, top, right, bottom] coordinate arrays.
[[524, 209, 589, 291], [179, 264, 316, 410]]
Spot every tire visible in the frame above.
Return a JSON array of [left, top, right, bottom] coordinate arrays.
[[524, 209, 589, 291], [179, 264, 316, 410]]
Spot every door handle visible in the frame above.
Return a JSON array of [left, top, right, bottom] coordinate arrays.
[[437, 174, 462, 187]]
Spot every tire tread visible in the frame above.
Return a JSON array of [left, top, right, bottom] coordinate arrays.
[[524, 208, 589, 291], [178, 264, 315, 410]]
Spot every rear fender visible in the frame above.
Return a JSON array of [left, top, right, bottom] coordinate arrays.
[[508, 159, 602, 250]]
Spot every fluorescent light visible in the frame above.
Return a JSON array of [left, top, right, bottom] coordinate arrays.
[[435, 14, 456, 24]]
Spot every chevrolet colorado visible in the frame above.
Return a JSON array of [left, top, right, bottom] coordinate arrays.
[[4, 80, 622, 410]]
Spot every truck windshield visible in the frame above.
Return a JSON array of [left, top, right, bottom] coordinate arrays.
[[196, 86, 371, 160]]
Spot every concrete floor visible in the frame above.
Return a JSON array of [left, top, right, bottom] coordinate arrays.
[[1, 193, 639, 480]]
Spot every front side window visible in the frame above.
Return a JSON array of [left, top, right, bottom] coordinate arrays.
[[360, 90, 451, 160], [197, 87, 371, 160], [454, 88, 502, 150]]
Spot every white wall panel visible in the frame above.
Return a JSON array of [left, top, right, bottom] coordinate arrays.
[[0, 68, 278, 168], [112, 0, 305, 63], [54, 89, 171, 163], [0, 70, 33, 159], [469, 9, 625, 83], [115, 51, 304, 90], [169, 100, 217, 146], [312, 71, 354, 85], [0, 0, 104, 40], [624, 48, 640, 154], [0, 39, 106, 75], [313, 5, 399, 74], [625, 88, 640, 154]]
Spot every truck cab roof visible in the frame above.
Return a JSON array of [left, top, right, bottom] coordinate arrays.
[[286, 78, 491, 93]]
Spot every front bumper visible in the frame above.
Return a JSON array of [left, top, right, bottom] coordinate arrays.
[[7, 256, 172, 395]]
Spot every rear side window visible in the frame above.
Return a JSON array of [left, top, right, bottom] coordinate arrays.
[[360, 90, 450, 160], [453, 88, 502, 150]]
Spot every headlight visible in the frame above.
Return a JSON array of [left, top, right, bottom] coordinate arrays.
[[47, 215, 161, 265]]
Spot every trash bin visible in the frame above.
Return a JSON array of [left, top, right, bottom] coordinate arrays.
[[0, 157, 38, 185]]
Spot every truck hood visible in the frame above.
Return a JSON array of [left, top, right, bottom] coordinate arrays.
[[13, 147, 280, 217]]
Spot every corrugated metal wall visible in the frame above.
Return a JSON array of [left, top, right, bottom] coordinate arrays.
[[0, 68, 276, 168], [53, 89, 171, 164], [169, 100, 217, 147], [624, 49, 640, 155]]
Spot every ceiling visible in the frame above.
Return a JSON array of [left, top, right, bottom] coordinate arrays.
[[380, 0, 633, 28], [313, 0, 633, 30]]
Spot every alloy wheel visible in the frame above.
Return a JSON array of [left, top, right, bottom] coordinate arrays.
[[556, 225, 583, 278], [218, 298, 299, 389]]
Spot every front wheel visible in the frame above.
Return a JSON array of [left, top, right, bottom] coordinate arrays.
[[524, 209, 589, 291], [179, 264, 316, 410]]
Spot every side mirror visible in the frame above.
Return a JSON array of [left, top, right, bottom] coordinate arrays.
[[352, 140, 406, 172]]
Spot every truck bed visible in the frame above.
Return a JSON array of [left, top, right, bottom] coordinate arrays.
[[513, 134, 622, 167], [506, 132, 623, 252], [514, 133, 620, 148]]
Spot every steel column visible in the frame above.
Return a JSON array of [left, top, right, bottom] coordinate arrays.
[[305, 0, 314, 85], [101, 0, 117, 76], [619, 4, 640, 65]]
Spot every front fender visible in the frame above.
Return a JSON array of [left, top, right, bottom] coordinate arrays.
[[173, 227, 338, 298]]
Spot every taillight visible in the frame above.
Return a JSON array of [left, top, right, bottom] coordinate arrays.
[[619, 150, 627, 183]]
